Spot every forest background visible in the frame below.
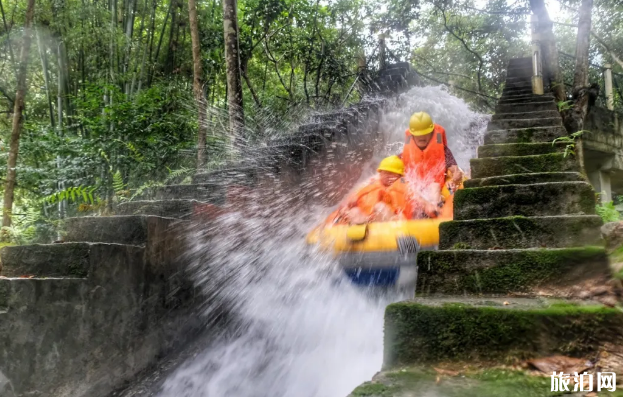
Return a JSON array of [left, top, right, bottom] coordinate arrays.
[[0, 0, 620, 243]]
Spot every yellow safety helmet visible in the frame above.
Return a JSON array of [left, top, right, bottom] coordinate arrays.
[[409, 111, 435, 136], [377, 155, 404, 176]]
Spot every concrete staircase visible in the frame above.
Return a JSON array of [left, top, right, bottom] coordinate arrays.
[[349, 57, 623, 396]]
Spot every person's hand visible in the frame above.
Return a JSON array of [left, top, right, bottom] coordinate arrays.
[[423, 202, 439, 218], [449, 165, 463, 185]]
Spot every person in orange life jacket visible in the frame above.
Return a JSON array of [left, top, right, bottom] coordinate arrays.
[[327, 156, 413, 225], [398, 111, 464, 217]]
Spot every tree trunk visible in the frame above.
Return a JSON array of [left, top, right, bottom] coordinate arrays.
[[564, 0, 595, 133], [573, 0, 592, 89], [36, 28, 55, 128], [529, 0, 566, 103], [137, 0, 157, 93], [164, 0, 178, 74], [222, 0, 244, 143], [2, 0, 35, 229], [123, 0, 136, 94], [188, 0, 207, 168]]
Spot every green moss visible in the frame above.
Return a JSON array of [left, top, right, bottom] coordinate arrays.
[[66, 262, 88, 278], [417, 247, 608, 294], [383, 299, 622, 366], [350, 382, 389, 396], [350, 367, 568, 397], [451, 242, 471, 249], [610, 245, 623, 263], [478, 143, 563, 158], [454, 182, 596, 220], [516, 128, 536, 143], [471, 153, 577, 179]]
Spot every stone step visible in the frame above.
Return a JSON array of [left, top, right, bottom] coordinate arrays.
[[116, 199, 201, 219], [477, 142, 565, 158], [497, 93, 555, 104], [0, 243, 90, 277], [495, 101, 558, 114], [349, 366, 559, 396], [454, 181, 596, 220], [417, 247, 609, 295], [487, 117, 561, 131], [508, 57, 532, 67], [0, 243, 147, 281], [491, 110, 560, 121], [504, 76, 532, 85], [384, 297, 622, 365], [147, 184, 226, 203], [502, 86, 535, 96], [63, 215, 181, 246], [439, 215, 603, 250], [0, 277, 89, 310], [470, 153, 577, 179], [484, 126, 567, 144], [506, 66, 533, 78], [504, 79, 535, 89], [464, 172, 587, 188]]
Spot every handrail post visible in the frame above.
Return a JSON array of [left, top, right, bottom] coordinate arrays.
[[531, 14, 544, 95], [604, 63, 614, 111]]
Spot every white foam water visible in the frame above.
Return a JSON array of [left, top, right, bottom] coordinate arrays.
[[158, 85, 490, 397]]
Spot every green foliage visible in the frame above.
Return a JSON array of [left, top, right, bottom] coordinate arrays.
[[43, 186, 97, 205], [596, 201, 622, 223], [556, 100, 572, 111], [552, 130, 584, 157]]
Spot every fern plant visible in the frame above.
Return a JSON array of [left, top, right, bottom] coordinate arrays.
[[557, 100, 572, 112], [43, 185, 97, 205], [596, 201, 622, 223], [552, 130, 584, 157]]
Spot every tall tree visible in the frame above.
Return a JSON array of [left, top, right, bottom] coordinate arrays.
[[2, 0, 35, 228], [565, 0, 597, 133], [573, 0, 593, 89], [188, 0, 207, 168], [222, 0, 244, 143]]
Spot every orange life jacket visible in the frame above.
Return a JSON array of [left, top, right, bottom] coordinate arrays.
[[401, 124, 447, 188], [323, 177, 410, 225], [381, 177, 412, 219]]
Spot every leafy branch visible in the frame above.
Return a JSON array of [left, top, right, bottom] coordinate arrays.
[[43, 185, 97, 205], [552, 130, 584, 157]]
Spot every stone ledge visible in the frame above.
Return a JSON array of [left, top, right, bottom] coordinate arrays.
[[416, 247, 609, 295], [477, 142, 565, 158], [147, 184, 226, 203], [439, 215, 603, 250], [384, 297, 623, 366], [116, 200, 199, 219], [0, 243, 91, 277], [464, 172, 586, 188], [487, 117, 562, 131], [0, 277, 88, 309], [470, 153, 577, 178], [484, 126, 567, 144], [495, 101, 557, 114], [454, 182, 596, 220], [64, 215, 182, 246], [464, 172, 588, 188], [498, 93, 554, 102], [348, 366, 556, 397], [491, 110, 559, 120]]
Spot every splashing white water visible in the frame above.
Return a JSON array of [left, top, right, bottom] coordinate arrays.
[[158, 85, 490, 397]]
